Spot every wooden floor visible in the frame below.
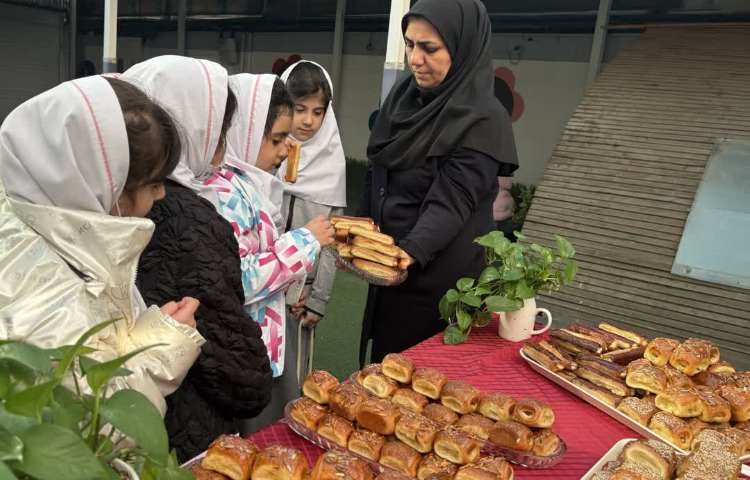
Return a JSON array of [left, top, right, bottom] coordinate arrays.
[[523, 25, 750, 368]]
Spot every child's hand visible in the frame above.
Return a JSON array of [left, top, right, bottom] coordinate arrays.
[[161, 297, 200, 329], [305, 215, 335, 247]]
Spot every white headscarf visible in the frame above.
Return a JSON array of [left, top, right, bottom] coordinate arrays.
[[0, 75, 129, 212], [225, 73, 285, 225], [278, 60, 347, 208], [122, 55, 228, 192]]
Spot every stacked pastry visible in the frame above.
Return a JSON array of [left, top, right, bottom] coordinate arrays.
[[192, 435, 308, 480], [589, 434, 742, 480], [293, 366, 515, 479], [331, 216, 409, 282], [523, 322, 750, 457]]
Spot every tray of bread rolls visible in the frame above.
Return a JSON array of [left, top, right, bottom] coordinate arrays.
[[330, 215, 408, 287], [291, 358, 566, 473], [520, 321, 750, 462], [581, 434, 750, 480]]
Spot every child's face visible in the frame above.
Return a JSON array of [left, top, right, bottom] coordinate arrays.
[[257, 113, 292, 173], [291, 90, 327, 142]]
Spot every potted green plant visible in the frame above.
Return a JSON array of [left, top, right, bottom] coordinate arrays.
[[0, 320, 193, 480], [439, 231, 577, 344]]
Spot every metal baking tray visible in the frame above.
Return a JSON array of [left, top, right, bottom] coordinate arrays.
[[520, 348, 750, 462], [345, 369, 568, 468]]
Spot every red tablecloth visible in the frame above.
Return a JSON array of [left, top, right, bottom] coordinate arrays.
[[248, 320, 635, 479]]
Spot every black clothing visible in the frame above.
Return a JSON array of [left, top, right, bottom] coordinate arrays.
[[367, 0, 518, 172], [359, 148, 502, 364], [137, 180, 272, 462]]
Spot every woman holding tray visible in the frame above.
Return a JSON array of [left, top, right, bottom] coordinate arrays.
[[359, 0, 519, 363]]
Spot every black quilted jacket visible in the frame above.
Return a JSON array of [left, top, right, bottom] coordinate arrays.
[[136, 180, 273, 462]]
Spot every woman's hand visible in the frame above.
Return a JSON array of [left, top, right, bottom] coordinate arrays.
[[290, 292, 307, 319], [398, 249, 415, 270], [305, 215, 335, 247], [299, 311, 322, 328], [161, 297, 200, 329]]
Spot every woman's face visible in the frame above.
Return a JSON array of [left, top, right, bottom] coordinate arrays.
[[256, 112, 292, 172], [404, 17, 452, 89], [291, 90, 326, 142], [114, 182, 166, 218]]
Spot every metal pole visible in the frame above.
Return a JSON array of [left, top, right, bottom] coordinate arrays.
[[587, 0, 612, 86], [381, 0, 410, 103], [331, 0, 346, 110], [69, 0, 77, 79], [102, 0, 118, 73], [177, 0, 187, 55]]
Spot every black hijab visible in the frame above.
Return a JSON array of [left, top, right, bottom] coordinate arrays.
[[367, 0, 518, 173]]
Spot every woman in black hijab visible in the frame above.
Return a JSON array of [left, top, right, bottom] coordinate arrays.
[[358, 0, 518, 364]]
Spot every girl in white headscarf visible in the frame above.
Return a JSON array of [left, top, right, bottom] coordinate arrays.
[[0, 75, 204, 416], [122, 56, 272, 461], [202, 73, 334, 431], [278, 61, 347, 328]]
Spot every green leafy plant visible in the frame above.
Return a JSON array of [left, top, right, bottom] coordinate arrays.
[[0, 321, 193, 480], [440, 231, 577, 345], [510, 183, 536, 228]]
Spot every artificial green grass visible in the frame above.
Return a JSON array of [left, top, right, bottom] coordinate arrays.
[[312, 271, 369, 380]]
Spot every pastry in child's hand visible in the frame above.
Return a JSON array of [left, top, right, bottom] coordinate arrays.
[[392, 388, 429, 414], [455, 413, 495, 440], [303, 370, 340, 404], [422, 403, 459, 425], [329, 383, 366, 421], [381, 353, 415, 384], [316, 413, 354, 448], [433, 427, 481, 465], [288, 397, 328, 431], [411, 367, 447, 399], [625, 359, 668, 395], [620, 439, 676, 480], [191, 464, 230, 480], [362, 372, 399, 398], [441, 381, 481, 414], [644, 338, 680, 367], [454, 456, 514, 480], [655, 388, 703, 418], [394, 411, 440, 453], [531, 429, 561, 457], [718, 386, 750, 422], [356, 397, 401, 435], [617, 396, 658, 426], [201, 435, 258, 480], [310, 450, 373, 480], [379, 440, 422, 477], [416, 453, 457, 480], [511, 399, 555, 428], [347, 428, 385, 462], [488, 420, 534, 452], [251, 445, 308, 480], [669, 339, 714, 376], [356, 364, 382, 386], [648, 411, 693, 450], [478, 393, 516, 422]]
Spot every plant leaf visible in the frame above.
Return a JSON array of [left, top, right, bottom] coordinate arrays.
[[100, 390, 169, 463], [4, 381, 56, 420], [515, 279, 536, 299], [157, 466, 195, 480], [0, 426, 23, 462], [16, 424, 106, 480], [443, 325, 469, 345], [455, 278, 475, 292], [478, 266, 501, 285], [502, 269, 523, 281], [459, 293, 482, 308], [456, 309, 472, 331], [49, 386, 87, 432], [0, 404, 37, 436], [438, 295, 453, 322], [563, 260, 578, 284], [473, 311, 492, 328], [445, 289, 459, 303], [514, 231, 526, 241], [0, 343, 53, 374], [473, 286, 491, 296], [85, 344, 161, 393], [0, 368, 9, 399], [78, 357, 132, 378], [0, 461, 19, 480], [485, 296, 524, 313], [55, 320, 117, 380], [46, 346, 97, 362], [555, 235, 575, 258], [475, 231, 505, 249]]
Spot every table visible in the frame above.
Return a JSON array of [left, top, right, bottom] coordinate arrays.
[[248, 320, 636, 479]]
